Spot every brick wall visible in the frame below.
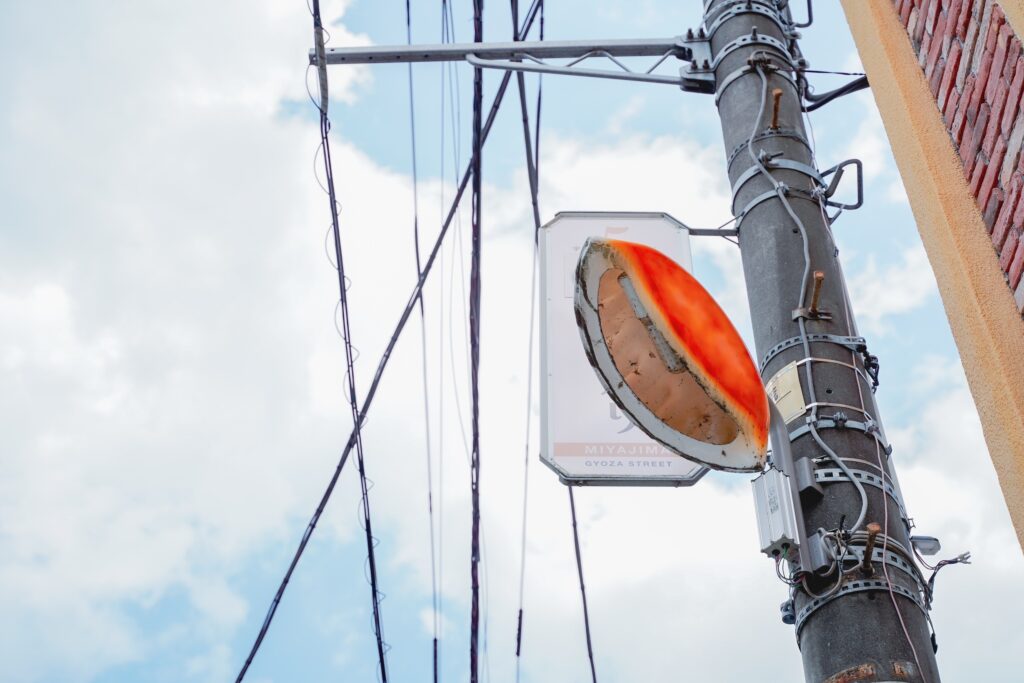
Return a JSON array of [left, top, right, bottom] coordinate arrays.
[[894, 0, 1024, 310]]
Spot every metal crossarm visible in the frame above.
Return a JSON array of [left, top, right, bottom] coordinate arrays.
[[309, 37, 691, 65]]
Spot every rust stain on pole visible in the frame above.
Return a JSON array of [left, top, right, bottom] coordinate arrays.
[[823, 663, 876, 683]]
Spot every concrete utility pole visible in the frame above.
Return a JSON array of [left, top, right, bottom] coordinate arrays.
[[705, 1, 939, 681]]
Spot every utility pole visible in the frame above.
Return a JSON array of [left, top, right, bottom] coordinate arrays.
[[705, 1, 938, 681], [305, 2, 944, 680]]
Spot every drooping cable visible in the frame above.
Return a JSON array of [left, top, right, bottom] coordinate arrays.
[[510, 0, 543, 676], [468, 2, 484, 682], [404, 3, 439, 681], [316, 1, 389, 679], [234, 6, 542, 674], [802, 75, 869, 112], [321, 60, 389, 683], [568, 486, 599, 683], [236, 3, 391, 680]]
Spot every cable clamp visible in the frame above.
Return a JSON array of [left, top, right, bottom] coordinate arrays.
[[759, 333, 866, 374], [788, 418, 891, 454], [715, 62, 799, 105], [726, 127, 812, 169], [813, 467, 908, 518], [703, 2, 794, 43], [693, 29, 794, 74], [820, 158, 864, 211], [729, 158, 825, 212], [791, 544, 927, 596], [794, 578, 926, 639], [734, 185, 821, 230], [678, 33, 716, 94]]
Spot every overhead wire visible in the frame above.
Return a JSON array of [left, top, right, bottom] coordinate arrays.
[[404, 2, 440, 681], [469, 2, 484, 681], [235, 4, 545, 676], [510, 0, 544, 677], [236, 2, 392, 679], [435, 4, 459, 674], [568, 487, 599, 683], [314, 0, 389, 678]]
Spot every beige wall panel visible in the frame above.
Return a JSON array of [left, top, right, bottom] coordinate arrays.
[[841, 0, 1024, 547]]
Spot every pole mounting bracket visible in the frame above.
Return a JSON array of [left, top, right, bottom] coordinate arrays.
[[792, 270, 831, 321]]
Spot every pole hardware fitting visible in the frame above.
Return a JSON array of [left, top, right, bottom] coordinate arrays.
[[770, 87, 784, 129], [730, 157, 824, 213], [816, 158, 864, 211], [676, 34, 717, 93], [778, 0, 814, 28], [780, 598, 796, 625], [726, 127, 812, 169], [714, 58, 799, 104], [794, 456, 823, 501], [792, 270, 831, 321], [734, 184, 821, 230], [695, 29, 794, 77], [702, 1, 796, 44], [759, 333, 867, 373], [792, 541, 926, 593], [860, 522, 881, 576], [813, 467, 909, 520], [794, 579, 927, 640], [789, 418, 892, 455]]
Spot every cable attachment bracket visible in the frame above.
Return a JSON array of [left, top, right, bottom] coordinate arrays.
[[815, 158, 864, 209], [679, 29, 716, 94], [792, 270, 831, 321]]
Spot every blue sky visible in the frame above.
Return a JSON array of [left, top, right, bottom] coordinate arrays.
[[2, 1, 1023, 682]]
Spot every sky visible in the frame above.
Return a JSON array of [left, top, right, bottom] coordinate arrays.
[[1, 1, 1023, 682]]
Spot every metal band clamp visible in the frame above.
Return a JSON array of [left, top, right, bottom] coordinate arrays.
[[759, 333, 866, 374], [814, 467, 908, 519], [703, 3, 793, 43], [727, 127, 812, 169], [795, 579, 927, 637], [788, 418, 892, 455], [730, 158, 825, 212]]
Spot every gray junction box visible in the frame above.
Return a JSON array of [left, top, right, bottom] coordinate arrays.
[[752, 467, 800, 558]]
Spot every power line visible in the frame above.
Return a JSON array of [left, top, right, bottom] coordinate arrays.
[[310, 0, 389, 674], [468, 1, 484, 681], [568, 486, 598, 683], [233, 3, 544, 677], [510, 1, 543, 678], [404, 2, 440, 681]]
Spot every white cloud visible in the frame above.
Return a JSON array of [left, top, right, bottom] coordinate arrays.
[[847, 243, 937, 335]]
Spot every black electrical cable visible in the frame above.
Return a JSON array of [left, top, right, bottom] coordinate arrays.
[[315, 9, 389, 677], [404, 3, 439, 682], [236, 3, 391, 681], [510, 1, 543, 677], [233, 4, 543, 677], [469, 2, 484, 682], [534, 0, 544, 177], [568, 486, 598, 683], [802, 75, 869, 112]]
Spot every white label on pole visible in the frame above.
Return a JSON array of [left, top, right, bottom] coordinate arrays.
[[539, 212, 706, 486], [765, 361, 806, 424]]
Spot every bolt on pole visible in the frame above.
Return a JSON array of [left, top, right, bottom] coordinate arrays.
[[704, 1, 940, 681]]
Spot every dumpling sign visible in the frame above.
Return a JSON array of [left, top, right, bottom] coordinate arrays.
[[574, 238, 769, 473], [539, 212, 709, 486]]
